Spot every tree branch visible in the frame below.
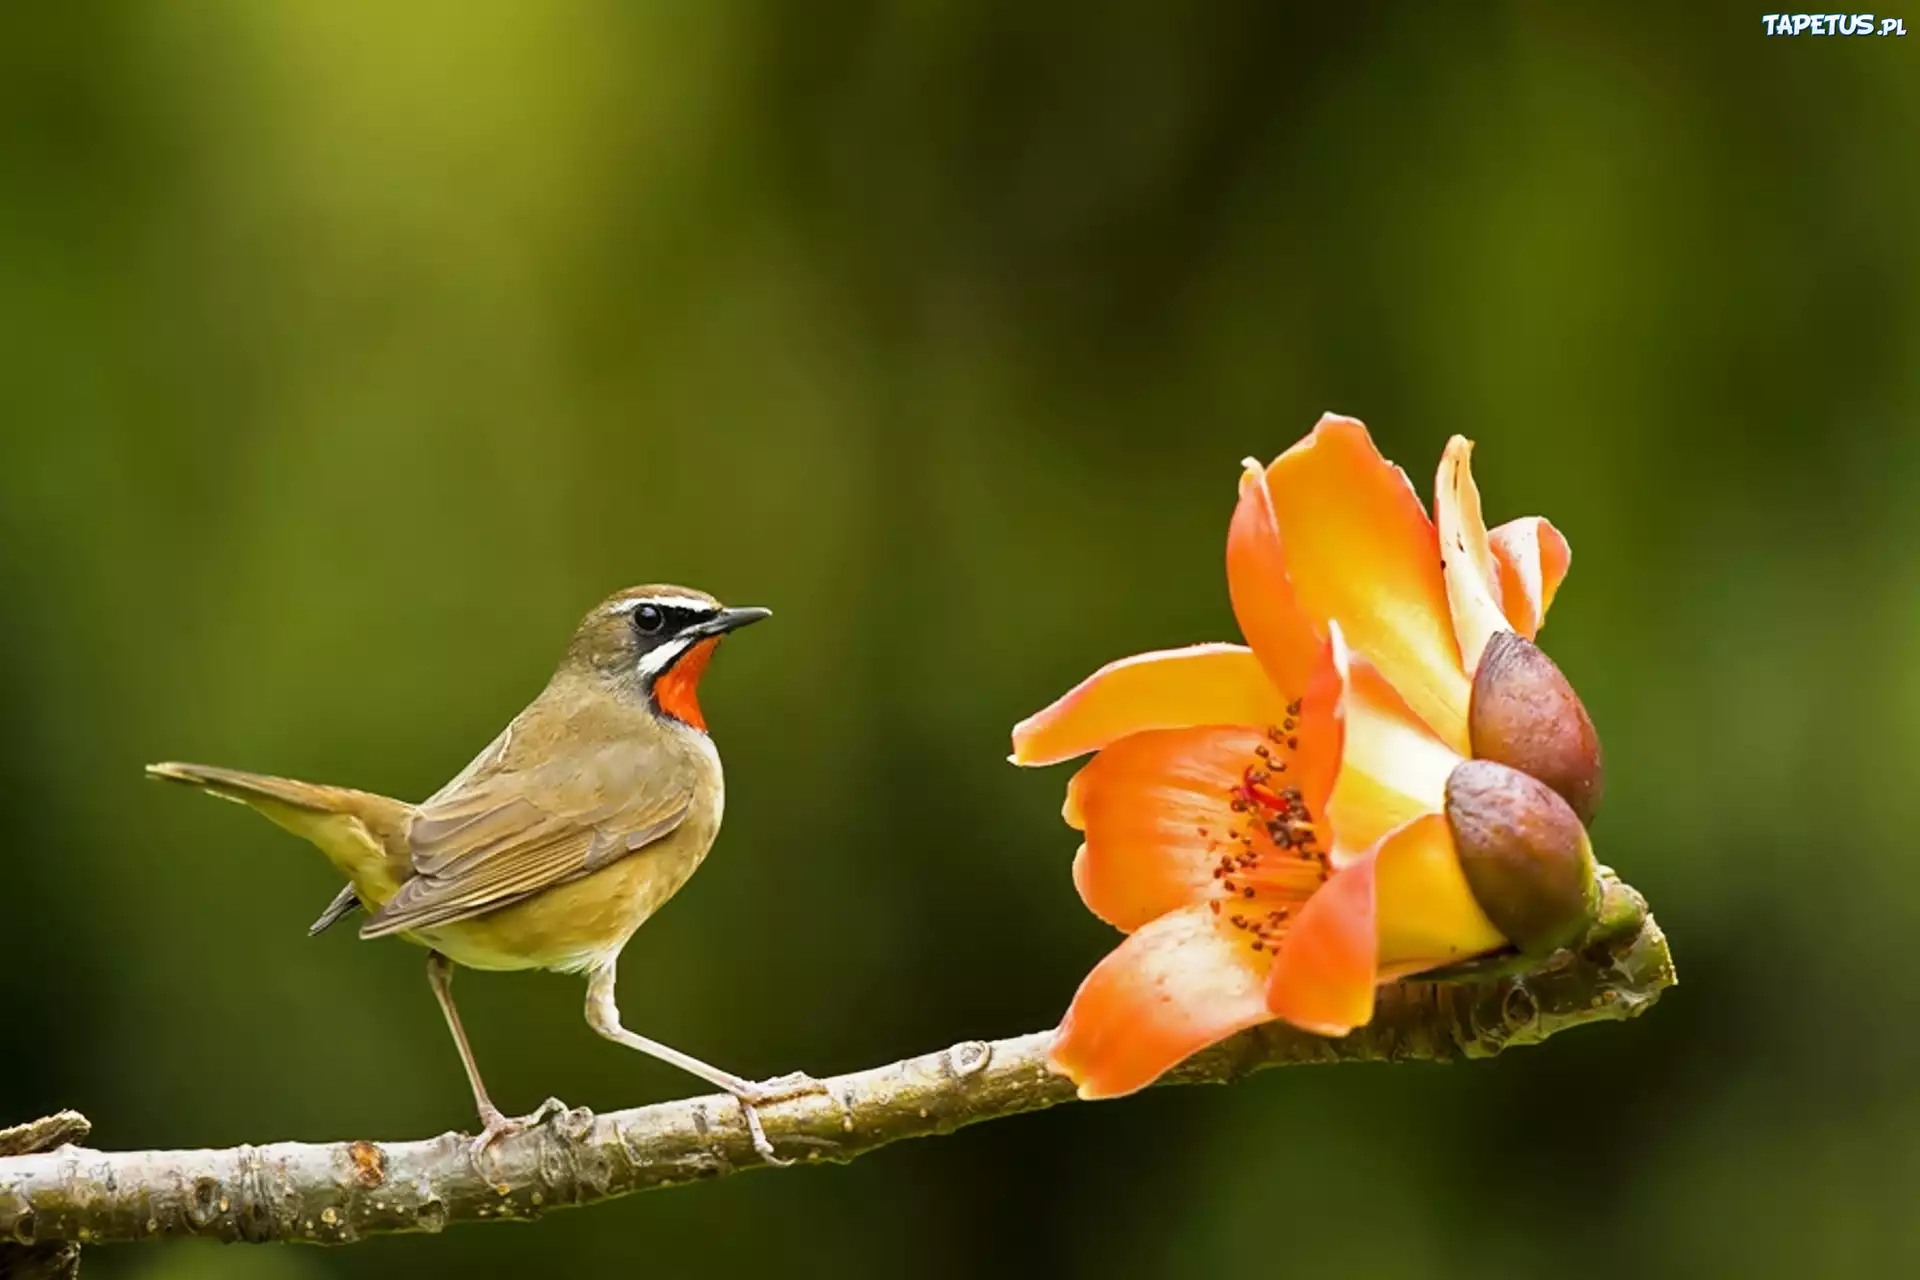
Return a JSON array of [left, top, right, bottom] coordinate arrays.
[[0, 1112, 90, 1279], [0, 873, 1672, 1254]]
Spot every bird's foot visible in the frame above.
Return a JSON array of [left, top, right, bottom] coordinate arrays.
[[735, 1071, 829, 1106], [726, 1072, 830, 1166], [467, 1096, 568, 1161]]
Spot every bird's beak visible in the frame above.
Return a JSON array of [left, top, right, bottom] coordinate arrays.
[[692, 606, 771, 638]]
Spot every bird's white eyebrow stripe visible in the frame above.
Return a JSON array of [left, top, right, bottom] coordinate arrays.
[[610, 595, 716, 616], [635, 634, 697, 678]]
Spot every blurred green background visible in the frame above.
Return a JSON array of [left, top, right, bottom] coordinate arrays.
[[2, 3, 1915, 1276]]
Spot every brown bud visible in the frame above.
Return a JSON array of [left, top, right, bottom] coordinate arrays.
[[1469, 630, 1604, 826], [1445, 758, 1598, 956]]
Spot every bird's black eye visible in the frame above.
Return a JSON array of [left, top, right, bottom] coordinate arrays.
[[632, 604, 665, 635]]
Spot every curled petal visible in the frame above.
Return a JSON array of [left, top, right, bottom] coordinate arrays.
[[1292, 621, 1349, 822], [1266, 850, 1377, 1035], [1371, 812, 1506, 973], [1488, 517, 1572, 640], [1227, 458, 1325, 698], [1434, 436, 1510, 676], [1263, 415, 1471, 752], [1326, 658, 1462, 857], [1011, 645, 1291, 767], [1061, 762, 1092, 829], [1049, 902, 1273, 1099]]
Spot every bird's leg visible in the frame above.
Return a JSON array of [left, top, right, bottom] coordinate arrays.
[[584, 964, 826, 1164], [427, 952, 564, 1155], [427, 952, 501, 1124]]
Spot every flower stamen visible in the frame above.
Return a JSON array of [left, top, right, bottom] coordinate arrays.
[[1208, 721, 1336, 953]]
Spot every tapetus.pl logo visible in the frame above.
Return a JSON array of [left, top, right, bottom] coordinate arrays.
[[1761, 13, 1907, 34]]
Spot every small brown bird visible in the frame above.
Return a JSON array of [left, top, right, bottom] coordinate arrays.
[[150, 585, 816, 1159]]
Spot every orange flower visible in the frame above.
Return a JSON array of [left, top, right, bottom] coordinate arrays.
[[1012, 415, 1595, 1100]]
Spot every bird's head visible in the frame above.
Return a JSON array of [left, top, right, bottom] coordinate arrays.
[[563, 584, 770, 730]]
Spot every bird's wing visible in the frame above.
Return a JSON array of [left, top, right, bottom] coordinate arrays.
[[359, 747, 691, 939], [308, 883, 363, 935]]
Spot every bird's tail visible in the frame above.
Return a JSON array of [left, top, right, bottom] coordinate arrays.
[[147, 761, 412, 909]]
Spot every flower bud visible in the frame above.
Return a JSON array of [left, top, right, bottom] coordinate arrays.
[[1444, 758, 1598, 957], [1468, 630, 1604, 826]]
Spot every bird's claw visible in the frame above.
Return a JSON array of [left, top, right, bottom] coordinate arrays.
[[727, 1071, 829, 1165], [733, 1071, 829, 1106], [467, 1097, 568, 1161]]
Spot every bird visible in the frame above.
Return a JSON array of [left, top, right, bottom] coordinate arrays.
[[148, 584, 818, 1160]]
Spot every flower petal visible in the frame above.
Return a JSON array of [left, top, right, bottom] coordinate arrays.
[[1293, 621, 1350, 822], [1434, 436, 1511, 677], [1049, 902, 1273, 1099], [1266, 849, 1377, 1035], [1011, 645, 1290, 767], [1263, 415, 1471, 751], [1327, 658, 1462, 857], [1066, 699, 1340, 931], [1227, 458, 1325, 698], [1067, 727, 1262, 929], [1372, 812, 1506, 973], [1488, 517, 1572, 640]]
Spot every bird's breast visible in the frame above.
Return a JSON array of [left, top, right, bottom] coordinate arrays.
[[414, 818, 719, 973]]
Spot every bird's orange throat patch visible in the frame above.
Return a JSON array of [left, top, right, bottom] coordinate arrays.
[[654, 636, 721, 731]]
